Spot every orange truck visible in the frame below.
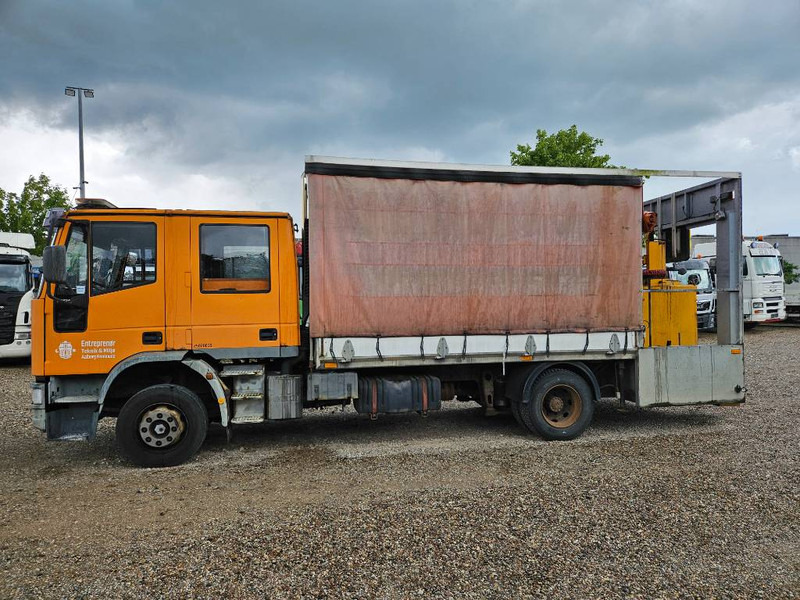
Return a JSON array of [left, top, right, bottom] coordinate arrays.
[[31, 157, 746, 467]]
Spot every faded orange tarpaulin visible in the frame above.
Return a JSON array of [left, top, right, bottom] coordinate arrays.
[[308, 174, 642, 338]]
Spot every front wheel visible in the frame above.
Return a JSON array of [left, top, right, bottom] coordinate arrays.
[[516, 368, 594, 440], [116, 384, 208, 468]]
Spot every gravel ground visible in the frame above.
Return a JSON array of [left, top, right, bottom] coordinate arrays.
[[0, 327, 798, 599]]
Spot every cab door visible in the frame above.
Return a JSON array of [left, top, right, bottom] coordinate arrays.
[[44, 216, 165, 376], [189, 217, 283, 355]]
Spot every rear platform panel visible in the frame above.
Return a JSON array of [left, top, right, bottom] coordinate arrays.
[[637, 345, 745, 406]]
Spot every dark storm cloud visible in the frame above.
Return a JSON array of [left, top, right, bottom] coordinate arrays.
[[1, 0, 799, 166]]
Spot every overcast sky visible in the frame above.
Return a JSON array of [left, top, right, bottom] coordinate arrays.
[[1, 0, 799, 234]]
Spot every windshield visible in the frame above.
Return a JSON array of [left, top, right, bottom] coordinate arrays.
[[751, 255, 782, 277], [0, 263, 29, 293], [669, 268, 713, 292]]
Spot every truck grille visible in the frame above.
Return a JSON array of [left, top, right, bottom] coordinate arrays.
[[0, 293, 23, 347], [0, 309, 13, 345]]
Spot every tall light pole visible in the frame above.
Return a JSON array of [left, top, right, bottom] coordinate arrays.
[[65, 86, 94, 199]]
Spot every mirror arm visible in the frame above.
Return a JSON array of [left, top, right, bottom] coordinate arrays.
[[45, 282, 88, 308], [45, 282, 69, 304]]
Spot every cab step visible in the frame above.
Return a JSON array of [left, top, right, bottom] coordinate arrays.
[[221, 365, 266, 424]]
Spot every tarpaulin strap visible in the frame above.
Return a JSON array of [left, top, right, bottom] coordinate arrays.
[[502, 332, 509, 376], [329, 337, 336, 361], [583, 331, 590, 354], [375, 335, 383, 361], [421, 378, 428, 414], [462, 333, 468, 359], [546, 331, 551, 357], [371, 379, 378, 419], [420, 335, 425, 359]]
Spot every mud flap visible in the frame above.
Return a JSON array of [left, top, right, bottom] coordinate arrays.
[[46, 405, 99, 441]]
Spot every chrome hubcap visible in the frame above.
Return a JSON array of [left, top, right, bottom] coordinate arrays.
[[138, 405, 185, 449]]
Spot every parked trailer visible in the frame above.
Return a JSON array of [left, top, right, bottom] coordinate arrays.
[[31, 158, 745, 467]]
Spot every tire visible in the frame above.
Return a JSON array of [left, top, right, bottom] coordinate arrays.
[[510, 393, 526, 429], [518, 368, 594, 441], [505, 369, 528, 429], [116, 384, 208, 468]]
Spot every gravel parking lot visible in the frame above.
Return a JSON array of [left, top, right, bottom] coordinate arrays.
[[1, 327, 798, 599]]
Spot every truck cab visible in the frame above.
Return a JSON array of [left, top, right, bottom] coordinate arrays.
[[31, 204, 301, 464], [0, 233, 36, 359], [694, 240, 786, 325], [667, 258, 716, 331]]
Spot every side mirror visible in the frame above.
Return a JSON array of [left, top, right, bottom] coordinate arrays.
[[677, 268, 687, 275], [42, 245, 68, 285]]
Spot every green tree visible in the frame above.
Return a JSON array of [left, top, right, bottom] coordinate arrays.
[[510, 124, 620, 168], [784, 260, 799, 285], [0, 174, 72, 255]]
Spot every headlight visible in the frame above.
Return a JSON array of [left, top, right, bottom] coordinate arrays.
[[752, 302, 764, 309], [14, 332, 31, 340]]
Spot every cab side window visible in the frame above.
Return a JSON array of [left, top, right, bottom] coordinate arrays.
[[200, 225, 270, 293], [55, 222, 89, 332], [91, 222, 156, 296]]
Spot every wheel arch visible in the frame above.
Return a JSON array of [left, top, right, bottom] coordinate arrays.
[[98, 352, 229, 426]]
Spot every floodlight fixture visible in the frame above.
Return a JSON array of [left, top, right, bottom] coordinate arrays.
[[65, 88, 76, 96], [83, 89, 94, 98]]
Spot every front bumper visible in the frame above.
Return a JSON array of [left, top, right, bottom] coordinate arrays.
[[748, 309, 786, 323], [31, 382, 46, 432], [697, 313, 715, 331], [0, 339, 32, 359]]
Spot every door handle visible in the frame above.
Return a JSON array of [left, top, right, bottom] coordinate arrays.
[[142, 331, 163, 345], [259, 328, 278, 341]]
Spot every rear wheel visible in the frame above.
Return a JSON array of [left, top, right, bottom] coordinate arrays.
[[116, 384, 208, 467], [517, 368, 594, 440], [510, 387, 526, 428]]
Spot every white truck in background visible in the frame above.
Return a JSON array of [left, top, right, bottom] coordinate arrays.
[[0, 232, 36, 359], [694, 239, 786, 325], [667, 258, 716, 330], [762, 235, 800, 320]]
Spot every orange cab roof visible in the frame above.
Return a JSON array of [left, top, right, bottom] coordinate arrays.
[[66, 207, 292, 219]]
